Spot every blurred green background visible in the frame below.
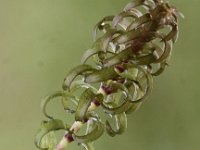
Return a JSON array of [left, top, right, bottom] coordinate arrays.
[[0, 0, 199, 149]]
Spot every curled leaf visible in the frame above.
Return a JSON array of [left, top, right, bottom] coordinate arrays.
[[121, 64, 153, 103], [81, 143, 95, 150], [105, 111, 127, 137], [41, 91, 76, 119], [39, 132, 57, 150], [112, 11, 140, 28], [73, 120, 104, 143], [41, 91, 63, 119], [81, 48, 98, 64], [63, 64, 96, 90], [164, 24, 178, 43], [102, 100, 131, 115], [35, 1, 182, 149], [103, 47, 132, 67], [124, 0, 146, 11], [151, 61, 167, 76], [84, 67, 118, 83], [35, 119, 66, 150], [113, 29, 141, 44], [116, 67, 138, 81], [97, 29, 120, 52], [127, 13, 151, 30], [93, 16, 114, 41], [132, 53, 157, 65], [75, 88, 103, 122], [70, 80, 97, 93], [154, 37, 173, 63], [126, 83, 143, 114], [128, 65, 153, 102], [62, 94, 78, 114]]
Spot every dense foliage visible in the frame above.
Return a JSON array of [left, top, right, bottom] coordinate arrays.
[[35, 0, 182, 149]]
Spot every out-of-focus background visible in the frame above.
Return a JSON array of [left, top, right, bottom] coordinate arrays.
[[0, 0, 199, 149]]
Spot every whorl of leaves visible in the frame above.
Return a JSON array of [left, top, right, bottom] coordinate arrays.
[[35, 0, 182, 149]]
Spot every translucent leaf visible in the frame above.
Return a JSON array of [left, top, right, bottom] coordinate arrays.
[[100, 81, 129, 96], [102, 65, 153, 115], [112, 11, 140, 28], [63, 64, 96, 90], [40, 132, 57, 150], [155, 40, 172, 63], [41, 91, 76, 119], [70, 80, 97, 93], [117, 66, 138, 80], [73, 121, 104, 143], [75, 88, 103, 122], [102, 100, 131, 115], [103, 47, 132, 67], [75, 89, 96, 122], [84, 67, 118, 83], [126, 102, 142, 114], [124, 0, 146, 11], [62, 94, 78, 114], [132, 53, 157, 65], [151, 61, 167, 76], [91, 29, 124, 64], [81, 48, 98, 64], [126, 84, 143, 114], [105, 112, 127, 137], [93, 16, 114, 41], [35, 119, 66, 150], [131, 65, 153, 101], [127, 14, 151, 30], [113, 29, 141, 44], [97, 29, 119, 52], [81, 143, 95, 150], [164, 25, 178, 43]]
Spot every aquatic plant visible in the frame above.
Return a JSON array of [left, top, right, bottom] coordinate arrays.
[[35, 0, 182, 149]]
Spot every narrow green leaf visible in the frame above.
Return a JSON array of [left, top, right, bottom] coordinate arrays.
[[155, 40, 172, 63], [102, 65, 153, 115], [106, 112, 127, 137], [113, 29, 141, 44], [62, 93, 78, 114], [132, 53, 157, 65], [151, 61, 167, 76], [70, 80, 97, 93], [41, 91, 76, 119], [63, 64, 96, 90], [75, 89, 95, 122], [84, 67, 118, 83], [102, 100, 131, 115], [127, 13, 151, 30], [41, 91, 64, 119], [73, 121, 104, 143], [81, 48, 98, 64], [125, 102, 142, 114], [164, 25, 178, 43], [127, 65, 153, 102], [35, 119, 66, 150], [98, 29, 119, 52], [103, 47, 132, 67], [117, 67, 138, 81], [112, 11, 140, 28], [126, 84, 143, 114], [75, 88, 103, 122], [93, 16, 114, 41], [124, 0, 146, 11], [81, 143, 95, 150], [39, 132, 57, 150]]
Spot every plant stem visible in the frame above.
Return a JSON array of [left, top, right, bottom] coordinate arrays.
[[55, 99, 100, 150]]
